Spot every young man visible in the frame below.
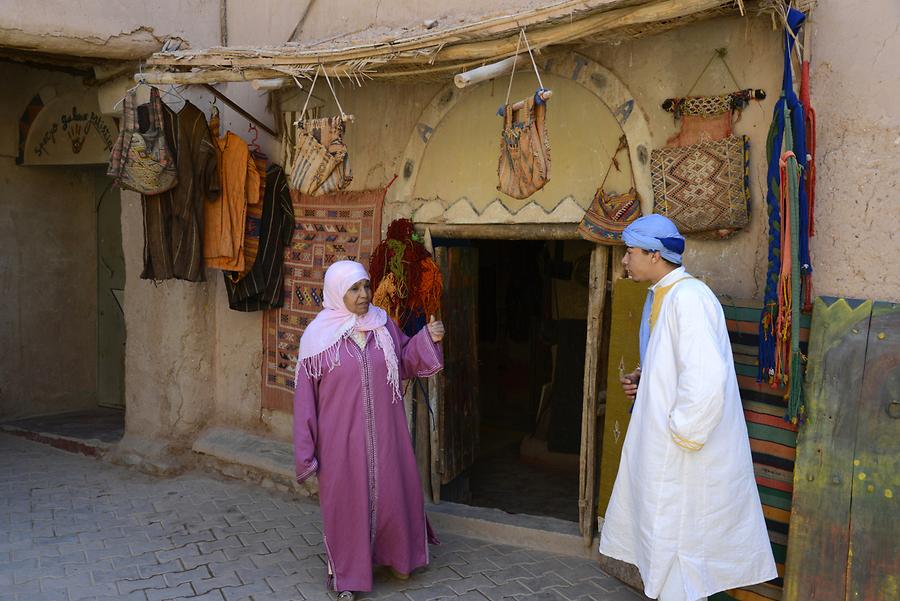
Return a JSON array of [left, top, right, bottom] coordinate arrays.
[[598, 215, 776, 601]]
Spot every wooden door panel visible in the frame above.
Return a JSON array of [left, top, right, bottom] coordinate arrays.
[[784, 298, 872, 601], [848, 302, 900, 600], [434, 246, 479, 486]]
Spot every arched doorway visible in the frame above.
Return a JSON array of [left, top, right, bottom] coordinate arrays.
[[393, 53, 649, 540]]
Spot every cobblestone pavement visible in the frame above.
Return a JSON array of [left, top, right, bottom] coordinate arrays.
[[0, 434, 644, 601]]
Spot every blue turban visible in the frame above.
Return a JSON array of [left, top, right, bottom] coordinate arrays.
[[621, 214, 685, 265]]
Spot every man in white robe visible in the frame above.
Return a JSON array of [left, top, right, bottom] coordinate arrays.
[[599, 215, 777, 601]]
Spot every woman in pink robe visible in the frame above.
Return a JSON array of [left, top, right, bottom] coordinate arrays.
[[293, 261, 444, 597]]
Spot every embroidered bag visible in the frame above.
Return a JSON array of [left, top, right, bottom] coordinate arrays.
[[651, 135, 750, 237], [107, 87, 178, 195], [578, 135, 641, 244]]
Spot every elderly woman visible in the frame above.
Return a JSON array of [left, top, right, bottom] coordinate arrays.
[[293, 260, 445, 599]]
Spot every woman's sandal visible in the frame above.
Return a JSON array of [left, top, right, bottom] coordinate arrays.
[[388, 567, 410, 581], [337, 592, 355, 601]]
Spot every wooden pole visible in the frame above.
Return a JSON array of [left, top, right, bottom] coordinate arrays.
[[454, 55, 527, 88], [610, 245, 626, 283], [505, 90, 553, 111], [578, 244, 610, 545], [201, 84, 279, 138]]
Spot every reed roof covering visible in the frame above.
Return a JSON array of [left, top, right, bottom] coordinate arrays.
[[140, 0, 813, 84]]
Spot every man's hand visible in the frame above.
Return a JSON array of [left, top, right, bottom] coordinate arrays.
[[621, 367, 641, 400], [427, 315, 445, 342]]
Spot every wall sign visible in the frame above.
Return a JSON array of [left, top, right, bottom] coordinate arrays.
[[21, 92, 118, 166]]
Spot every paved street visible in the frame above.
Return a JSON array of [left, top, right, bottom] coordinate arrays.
[[0, 434, 643, 601]]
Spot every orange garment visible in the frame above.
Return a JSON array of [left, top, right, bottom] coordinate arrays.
[[204, 132, 260, 271], [228, 151, 267, 282]]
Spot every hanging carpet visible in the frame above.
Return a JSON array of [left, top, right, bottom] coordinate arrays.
[[261, 187, 384, 413]]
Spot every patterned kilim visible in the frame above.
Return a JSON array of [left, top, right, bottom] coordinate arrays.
[[261, 188, 385, 413], [651, 135, 750, 235], [714, 300, 810, 601]]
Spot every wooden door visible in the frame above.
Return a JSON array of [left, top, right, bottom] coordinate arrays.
[[430, 246, 480, 501], [785, 298, 900, 600], [96, 173, 125, 408]]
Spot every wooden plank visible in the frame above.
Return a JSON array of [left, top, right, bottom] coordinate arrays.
[[415, 380, 433, 499], [847, 301, 900, 601], [578, 245, 609, 543], [783, 298, 873, 601], [429, 348, 442, 503]]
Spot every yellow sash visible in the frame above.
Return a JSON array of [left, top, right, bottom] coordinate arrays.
[[649, 276, 694, 333]]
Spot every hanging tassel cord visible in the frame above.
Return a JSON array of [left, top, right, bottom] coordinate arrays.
[[786, 149, 804, 422], [774, 151, 793, 389]]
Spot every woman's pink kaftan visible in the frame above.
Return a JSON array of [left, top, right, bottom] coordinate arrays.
[[293, 319, 442, 592]]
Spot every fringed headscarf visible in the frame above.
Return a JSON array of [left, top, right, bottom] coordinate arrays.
[[295, 260, 402, 402]]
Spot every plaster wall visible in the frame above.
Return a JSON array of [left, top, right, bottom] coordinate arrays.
[[0, 64, 98, 419], [807, 0, 900, 301], [0, 0, 220, 59]]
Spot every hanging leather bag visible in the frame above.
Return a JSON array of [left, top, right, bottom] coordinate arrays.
[[497, 94, 551, 199], [107, 87, 178, 195]]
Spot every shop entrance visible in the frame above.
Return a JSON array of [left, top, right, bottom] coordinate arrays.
[[430, 237, 600, 524]]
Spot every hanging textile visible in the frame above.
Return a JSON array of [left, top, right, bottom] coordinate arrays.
[[652, 49, 763, 239], [369, 219, 443, 328], [758, 7, 812, 423], [107, 87, 178, 195], [799, 25, 817, 311], [496, 29, 552, 200], [577, 135, 641, 244], [651, 135, 751, 236], [260, 186, 385, 413], [225, 164, 295, 311], [204, 109, 261, 272], [228, 150, 268, 283], [137, 95, 219, 282], [288, 67, 353, 195]]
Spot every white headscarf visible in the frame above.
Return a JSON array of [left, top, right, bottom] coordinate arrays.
[[295, 261, 401, 401]]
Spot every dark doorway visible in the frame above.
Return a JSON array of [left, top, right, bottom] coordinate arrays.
[[439, 238, 593, 522]]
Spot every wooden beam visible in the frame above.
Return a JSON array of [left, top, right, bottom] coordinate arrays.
[[579, 244, 610, 544], [137, 68, 290, 85], [414, 222, 580, 240]]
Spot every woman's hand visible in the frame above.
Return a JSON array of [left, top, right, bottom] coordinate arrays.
[[427, 315, 445, 342], [620, 367, 641, 400]]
